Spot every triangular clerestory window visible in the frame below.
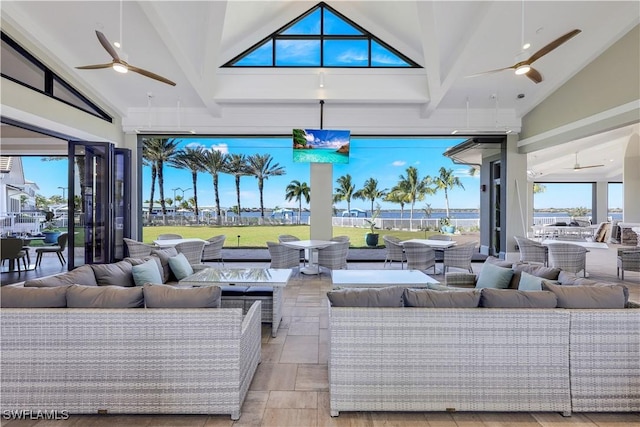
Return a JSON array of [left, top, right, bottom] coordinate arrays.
[[223, 2, 420, 68]]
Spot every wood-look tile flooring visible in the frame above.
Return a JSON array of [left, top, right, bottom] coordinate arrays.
[[3, 247, 640, 426]]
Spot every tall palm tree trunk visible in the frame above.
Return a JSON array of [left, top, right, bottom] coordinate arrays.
[[444, 189, 450, 218], [191, 171, 199, 224], [235, 176, 242, 220], [258, 178, 265, 220], [149, 165, 157, 220], [213, 175, 221, 225], [158, 160, 167, 225]]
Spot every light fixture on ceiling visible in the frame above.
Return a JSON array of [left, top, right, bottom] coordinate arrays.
[[319, 72, 325, 88], [514, 64, 531, 75], [112, 62, 128, 73]]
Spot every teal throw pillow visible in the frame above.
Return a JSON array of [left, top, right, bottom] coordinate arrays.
[[475, 262, 514, 289], [518, 271, 543, 291], [132, 259, 163, 286], [168, 253, 194, 281]]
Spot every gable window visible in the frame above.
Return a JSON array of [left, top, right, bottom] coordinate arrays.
[[224, 2, 420, 68]]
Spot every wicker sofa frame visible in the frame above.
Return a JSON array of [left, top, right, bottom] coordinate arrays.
[[328, 303, 640, 417], [1, 302, 262, 420]]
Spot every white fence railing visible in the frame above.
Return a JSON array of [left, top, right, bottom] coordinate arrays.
[[0, 212, 69, 235], [331, 217, 480, 231]]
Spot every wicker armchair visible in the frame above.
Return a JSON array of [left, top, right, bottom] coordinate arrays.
[[157, 233, 183, 240], [123, 238, 155, 258], [317, 241, 349, 271], [382, 235, 406, 269], [428, 234, 452, 261], [175, 240, 206, 265], [514, 236, 548, 266], [617, 248, 640, 280], [278, 234, 305, 265], [201, 235, 226, 265], [442, 242, 477, 273], [267, 241, 301, 269], [330, 235, 350, 243], [547, 243, 589, 277], [402, 241, 436, 273]]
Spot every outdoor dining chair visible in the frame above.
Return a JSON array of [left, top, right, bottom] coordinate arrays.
[[382, 235, 406, 269], [267, 241, 301, 269], [547, 242, 589, 277], [35, 233, 68, 267], [1, 238, 29, 272], [157, 233, 183, 240], [428, 234, 452, 261], [317, 241, 349, 271], [201, 235, 226, 265], [278, 234, 305, 265], [123, 238, 155, 258], [514, 235, 548, 266], [175, 240, 206, 265], [617, 248, 640, 280], [403, 241, 436, 273], [442, 242, 477, 273]]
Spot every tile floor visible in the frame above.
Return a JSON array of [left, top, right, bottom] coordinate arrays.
[[3, 246, 640, 426]]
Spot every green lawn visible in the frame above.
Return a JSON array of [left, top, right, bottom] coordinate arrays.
[[142, 225, 443, 248]]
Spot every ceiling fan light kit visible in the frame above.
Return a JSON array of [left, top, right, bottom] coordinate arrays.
[[112, 62, 128, 73], [515, 64, 531, 75]]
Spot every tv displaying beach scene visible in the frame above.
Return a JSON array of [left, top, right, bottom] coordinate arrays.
[[292, 129, 350, 163]]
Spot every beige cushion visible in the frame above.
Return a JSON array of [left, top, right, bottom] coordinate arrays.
[[480, 289, 557, 308], [91, 260, 135, 287], [66, 285, 144, 308], [24, 265, 98, 287], [403, 288, 480, 308], [151, 248, 179, 283], [485, 256, 513, 268], [327, 287, 404, 307], [1, 285, 68, 307], [557, 271, 598, 286], [143, 284, 221, 308], [542, 282, 627, 309]]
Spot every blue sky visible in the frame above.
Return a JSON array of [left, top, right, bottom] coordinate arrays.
[[22, 144, 623, 212]]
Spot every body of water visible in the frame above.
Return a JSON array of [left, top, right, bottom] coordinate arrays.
[[292, 149, 349, 164]]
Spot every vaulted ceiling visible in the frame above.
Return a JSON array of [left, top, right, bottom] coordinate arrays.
[[1, 1, 638, 181]]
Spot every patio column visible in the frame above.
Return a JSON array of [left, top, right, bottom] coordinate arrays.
[[310, 163, 333, 240], [593, 181, 608, 224], [505, 134, 528, 262], [623, 132, 640, 222]]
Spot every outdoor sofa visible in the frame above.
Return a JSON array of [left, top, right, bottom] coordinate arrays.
[[327, 279, 639, 416], [0, 283, 261, 420]]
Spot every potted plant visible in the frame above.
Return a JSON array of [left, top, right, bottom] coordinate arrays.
[[440, 217, 455, 234], [364, 205, 381, 247], [42, 211, 61, 243]]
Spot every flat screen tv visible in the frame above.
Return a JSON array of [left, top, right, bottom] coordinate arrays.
[[292, 129, 350, 164]]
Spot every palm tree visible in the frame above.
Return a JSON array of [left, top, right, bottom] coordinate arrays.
[[333, 174, 355, 214], [397, 166, 434, 222], [285, 180, 311, 224], [224, 154, 249, 220], [168, 147, 205, 223], [143, 137, 179, 225], [201, 149, 227, 225], [247, 154, 286, 220], [353, 178, 388, 216], [142, 142, 158, 220], [533, 183, 546, 194], [434, 167, 465, 219], [384, 185, 409, 219]]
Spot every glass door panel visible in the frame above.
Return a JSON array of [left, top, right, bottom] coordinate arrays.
[[68, 141, 112, 269], [113, 148, 131, 260]]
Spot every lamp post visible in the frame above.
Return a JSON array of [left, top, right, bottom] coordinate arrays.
[[57, 186, 68, 201]]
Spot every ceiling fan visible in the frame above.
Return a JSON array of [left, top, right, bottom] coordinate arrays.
[[76, 30, 176, 86], [565, 152, 604, 171], [468, 29, 581, 83]]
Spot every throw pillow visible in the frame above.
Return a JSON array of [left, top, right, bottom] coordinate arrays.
[[151, 247, 179, 283], [91, 260, 134, 286], [327, 287, 404, 307], [168, 253, 194, 281], [403, 288, 480, 308], [475, 262, 514, 289], [542, 282, 627, 309], [1, 285, 68, 307], [143, 284, 221, 308], [131, 259, 163, 287], [518, 271, 543, 291], [66, 285, 144, 308], [510, 263, 561, 289], [480, 289, 557, 308]]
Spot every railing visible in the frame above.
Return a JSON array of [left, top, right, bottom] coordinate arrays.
[[0, 211, 69, 235], [331, 217, 480, 231]]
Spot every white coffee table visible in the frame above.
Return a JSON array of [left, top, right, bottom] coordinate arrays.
[[331, 269, 440, 288]]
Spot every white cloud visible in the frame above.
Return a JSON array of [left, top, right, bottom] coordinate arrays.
[[206, 143, 229, 154], [392, 160, 406, 167]]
